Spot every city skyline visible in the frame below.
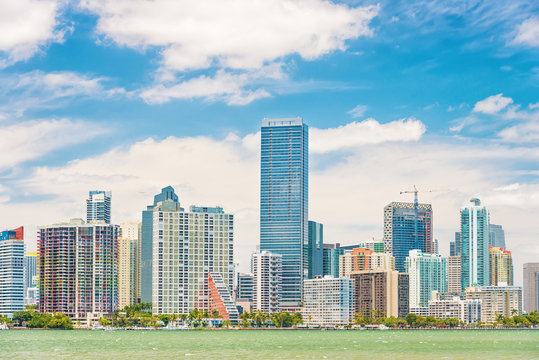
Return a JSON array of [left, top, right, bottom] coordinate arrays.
[[0, 0, 538, 286]]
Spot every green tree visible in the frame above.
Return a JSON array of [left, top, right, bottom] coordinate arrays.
[[405, 313, 417, 327], [46, 313, 73, 330], [98, 317, 111, 326], [13, 310, 34, 326], [28, 313, 52, 328], [222, 320, 232, 328]]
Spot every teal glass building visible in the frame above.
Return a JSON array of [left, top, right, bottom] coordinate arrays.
[[460, 198, 490, 290], [305, 221, 323, 279], [260, 118, 308, 308]]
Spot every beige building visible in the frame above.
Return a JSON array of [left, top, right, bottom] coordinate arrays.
[[339, 250, 394, 278], [428, 291, 481, 324], [465, 285, 522, 323], [118, 222, 141, 308], [489, 246, 513, 286], [448, 255, 462, 293], [523, 263, 539, 313], [350, 269, 408, 318]]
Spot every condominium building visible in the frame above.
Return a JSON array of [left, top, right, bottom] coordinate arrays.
[[358, 239, 385, 253], [118, 222, 140, 308], [323, 244, 345, 278], [87, 190, 111, 224], [260, 118, 308, 308], [523, 263, 539, 313], [448, 255, 462, 294], [208, 272, 239, 323], [489, 246, 513, 286], [252, 251, 282, 314], [0, 227, 25, 317], [460, 198, 490, 290], [24, 251, 38, 305], [38, 219, 119, 318], [383, 202, 433, 272], [465, 285, 522, 323], [350, 269, 409, 318], [428, 291, 481, 324], [236, 272, 254, 302], [450, 232, 461, 257], [489, 224, 506, 248], [141, 186, 180, 303], [303, 276, 355, 326], [305, 221, 323, 279], [406, 250, 447, 308], [339, 248, 394, 278], [152, 201, 234, 315]]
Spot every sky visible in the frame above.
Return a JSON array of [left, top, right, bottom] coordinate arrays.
[[0, 0, 538, 284]]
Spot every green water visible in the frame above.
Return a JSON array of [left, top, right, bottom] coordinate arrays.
[[1, 330, 538, 359]]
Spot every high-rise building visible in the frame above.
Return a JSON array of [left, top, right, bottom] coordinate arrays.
[[460, 198, 490, 290], [0, 227, 25, 317], [428, 291, 481, 324], [152, 201, 234, 315], [448, 255, 462, 294], [236, 272, 254, 302], [432, 239, 439, 254], [489, 224, 506, 248], [358, 239, 385, 253], [252, 251, 282, 314], [260, 118, 308, 308], [339, 248, 394, 278], [118, 222, 140, 308], [406, 250, 447, 309], [87, 190, 112, 224], [303, 276, 355, 326], [38, 219, 119, 319], [24, 252, 38, 305], [489, 246, 513, 286], [323, 244, 345, 278], [383, 202, 433, 272], [305, 221, 323, 279], [523, 263, 539, 313], [140, 186, 179, 303], [350, 269, 409, 318], [208, 272, 239, 323], [450, 232, 462, 257], [465, 285, 522, 323]]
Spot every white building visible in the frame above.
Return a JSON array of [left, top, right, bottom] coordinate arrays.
[[252, 251, 282, 314], [428, 291, 481, 324], [406, 250, 447, 308], [118, 222, 140, 308], [0, 229, 25, 317], [303, 276, 355, 326], [465, 285, 522, 323], [152, 201, 234, 315]]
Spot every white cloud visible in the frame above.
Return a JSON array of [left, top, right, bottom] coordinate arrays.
[[347, 104, 368, 118], [498, 122, 539, 142], [473, 93, 514, 114], [0, 119, 108, 170], [5, 124, 539, 285], [529, 102, 539, 110], [0, 0, 67, 67], [310, 118, 426, 153], [513, 17, 539, 47], [80, 0, 379, 104]]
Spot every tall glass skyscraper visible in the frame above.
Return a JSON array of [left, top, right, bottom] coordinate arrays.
[[305, 221, 323, 279], [140, 186, 180, 303], [460, 198, 490, 290], [87, 190, 112, 224], [260, 118, 308, 308], [489, 224, 506, 248]]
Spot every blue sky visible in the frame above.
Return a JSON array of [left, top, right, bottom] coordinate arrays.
[[1, 0, 538, 281]]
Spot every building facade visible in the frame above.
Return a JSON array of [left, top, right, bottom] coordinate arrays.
[[339, 249, 394, 278], [208, 272, 239, 323], [38, 219, 119, 318], [252, 251, 282, 314], [24, 252, 38, 305], [465, 285, 522, 323], [383, 202, 433, 272], [236, 272, 254, 302], [305, 221, 323, 279], [323, 244, 345, 278], [260, 118, 308, 308], [406, 250, 447, 308], [460, 198, 490, 290], [523, 263, 539, 313], [428, 291, 481, 324], [140, 186, 180, 303], [489, 224, 506, 248], [350, 269, 409, 318], [303, 276, 355, 326], [489, 246, 513, 286], [152, 201, 234, 315], [118, 222, 140, 308], [87, 190, 111, 224], [0, 228, 25, 317], [448, 255, 462, 294]]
